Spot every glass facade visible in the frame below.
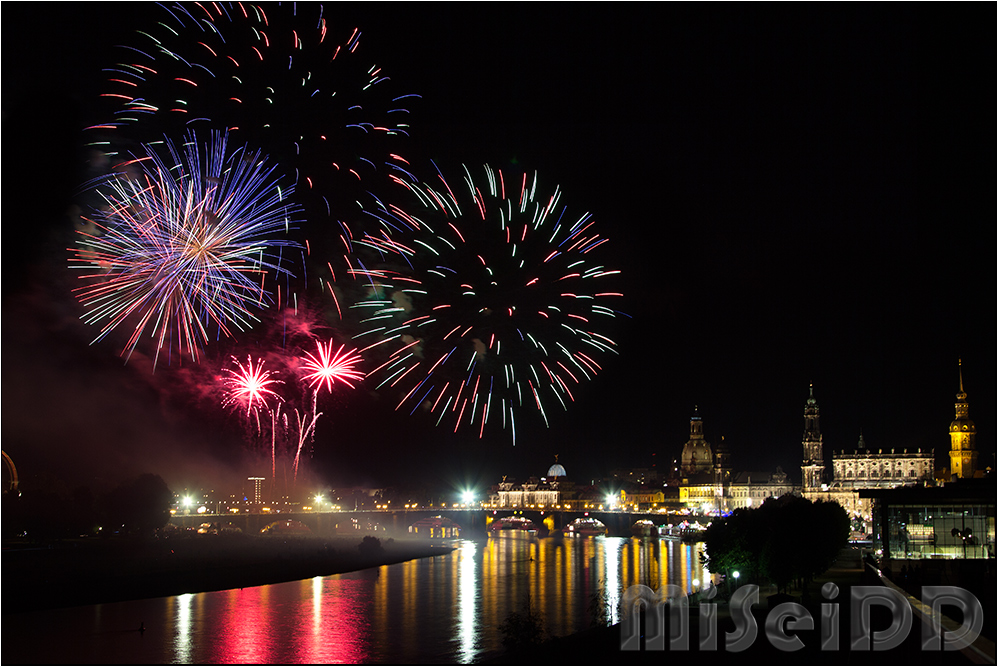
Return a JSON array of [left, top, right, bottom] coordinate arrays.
[[884, 503, 995, 560]]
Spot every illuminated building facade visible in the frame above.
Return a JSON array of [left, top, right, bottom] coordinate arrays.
[[680, 467, 795, 514], [247, 477, 265, 505], [618, 487, 665, 510], [490, 476, 560, 508]]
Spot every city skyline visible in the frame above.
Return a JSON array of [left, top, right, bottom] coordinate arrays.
[[2, 4, 993, 495]]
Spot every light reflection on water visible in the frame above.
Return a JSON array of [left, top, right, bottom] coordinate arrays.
[[3, 536, 707, 664]]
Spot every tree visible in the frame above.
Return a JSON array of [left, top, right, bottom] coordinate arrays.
[[104, 473, 173, 536], [703, 494, 850, 594], [358, 535, 384, 557]]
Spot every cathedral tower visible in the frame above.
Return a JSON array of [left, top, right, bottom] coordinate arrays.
[[801, 384, 825, 490], [948, 360, 977, 479]]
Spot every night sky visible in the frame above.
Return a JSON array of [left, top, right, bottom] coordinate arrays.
[[2, 3, 994, 497]]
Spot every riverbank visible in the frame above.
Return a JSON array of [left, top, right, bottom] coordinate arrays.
[[2, 534, 454, 614]]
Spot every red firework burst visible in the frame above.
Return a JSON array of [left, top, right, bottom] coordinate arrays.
[[222, 355, 283, 415], [300, 340, 365, 394]]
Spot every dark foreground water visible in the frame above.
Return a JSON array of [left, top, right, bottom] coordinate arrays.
[[3, 536, 707, 664]]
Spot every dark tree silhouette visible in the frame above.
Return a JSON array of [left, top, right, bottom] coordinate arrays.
[[104, 473, 173, 536], [703, 494, 849, 594]]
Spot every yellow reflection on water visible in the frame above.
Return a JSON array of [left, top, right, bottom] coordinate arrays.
[[169, 592, 194, 663], [457, 540, 478, 662]]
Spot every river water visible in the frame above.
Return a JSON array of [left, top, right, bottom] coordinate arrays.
[[3, 535, 708, 664]]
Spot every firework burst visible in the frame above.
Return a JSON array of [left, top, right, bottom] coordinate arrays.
[[69, 131, 300, 366], [222, 354, 283, 418], [300, 339, 366, 394], [346, 163, 625, 443]]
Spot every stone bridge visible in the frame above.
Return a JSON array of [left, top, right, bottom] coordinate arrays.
[[170, 508, 705, 539]]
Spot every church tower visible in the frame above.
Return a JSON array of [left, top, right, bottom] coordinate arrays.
[[801, 385, 825, 490], [948, 360, 977, 479]]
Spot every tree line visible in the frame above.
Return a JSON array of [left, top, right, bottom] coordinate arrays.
[[702, 494, 850, 594], [3, 472, 173, 541]]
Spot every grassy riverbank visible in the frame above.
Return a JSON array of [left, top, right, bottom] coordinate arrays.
[[2, 534, 453, 614]]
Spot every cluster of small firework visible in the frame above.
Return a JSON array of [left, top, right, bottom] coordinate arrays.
[[221, 331, 364, 487], [71, 3, 625, 455]]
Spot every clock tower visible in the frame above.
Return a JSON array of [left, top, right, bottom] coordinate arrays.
[[948, 360, 977, 479]]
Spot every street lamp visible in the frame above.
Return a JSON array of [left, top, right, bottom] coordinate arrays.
[[314, 494, 324, 512]]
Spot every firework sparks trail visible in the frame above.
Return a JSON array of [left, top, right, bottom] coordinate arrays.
[[70, 131, 300, 367], [288, 407, 323, 483], [346, 163, 625, 443], [88, 1, 421, 299]]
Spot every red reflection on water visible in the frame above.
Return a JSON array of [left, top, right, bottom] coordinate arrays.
[[300, 577, 371, 663], [208, 578, 371, 664], [215, 587, 273, 663]]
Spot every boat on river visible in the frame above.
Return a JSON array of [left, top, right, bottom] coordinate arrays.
[[489, 515, 538, 536], [565, 517, 607, 537], [631, 519, 658, 537]]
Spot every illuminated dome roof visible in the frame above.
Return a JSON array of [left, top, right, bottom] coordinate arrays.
[[548, 463, 567, 478]]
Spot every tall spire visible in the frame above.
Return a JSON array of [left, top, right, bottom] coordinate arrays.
[[949, 359, 977, 479]]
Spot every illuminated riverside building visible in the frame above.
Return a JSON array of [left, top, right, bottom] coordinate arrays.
[[488, 462, 615, 510], [489, 462, 565, 508]]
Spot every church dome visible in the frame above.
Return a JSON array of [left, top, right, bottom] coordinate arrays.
[[547, 463, 567, 478], [681, 407, 713, 475]]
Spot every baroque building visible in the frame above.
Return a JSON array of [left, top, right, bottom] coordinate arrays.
[[490, 475, 560, 508]]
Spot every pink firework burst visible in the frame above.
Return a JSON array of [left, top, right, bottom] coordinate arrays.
[[223, 355, 283, 416], [300, 340, 365, 394]]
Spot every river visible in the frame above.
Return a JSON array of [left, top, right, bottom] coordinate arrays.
[[3, 535, 708, 664]]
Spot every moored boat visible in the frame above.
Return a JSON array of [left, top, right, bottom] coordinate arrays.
[[631, 519, 658, 537], [489, 515, 538, 536], [566, 516, 607, 537]]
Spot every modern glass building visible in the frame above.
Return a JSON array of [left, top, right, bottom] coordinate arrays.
[[862, 479, 995, 561]]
